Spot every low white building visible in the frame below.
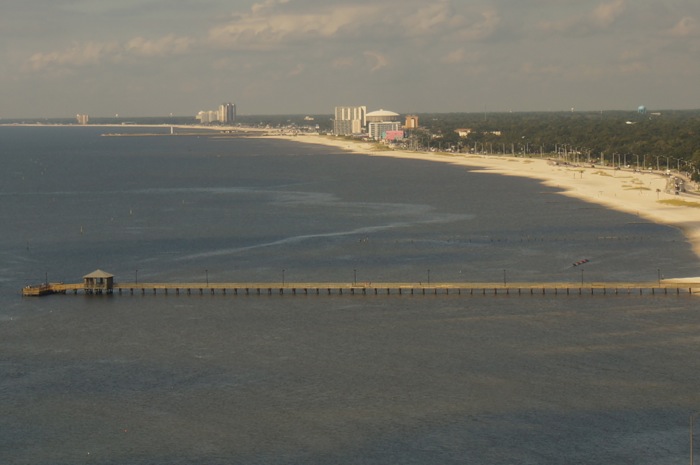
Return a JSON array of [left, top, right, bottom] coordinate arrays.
[[368, 121, 402, 140], [366, 109, 401, 140]]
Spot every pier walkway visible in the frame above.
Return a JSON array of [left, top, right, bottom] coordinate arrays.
[[22, 280, 700, 297]]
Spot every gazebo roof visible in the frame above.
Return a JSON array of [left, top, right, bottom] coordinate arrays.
[[83, 269, 114, 279]]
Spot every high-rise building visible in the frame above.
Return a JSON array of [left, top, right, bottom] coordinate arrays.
[[197, 102, 236, 124], [196, 110, 220, 124], [333, 106, 366, 135], [76, 114, 89, 125], [219, 103, 236, 123], [405, 115, 419, 129]]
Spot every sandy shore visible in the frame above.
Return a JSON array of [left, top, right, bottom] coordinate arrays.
[[267, 133, 700, 273]]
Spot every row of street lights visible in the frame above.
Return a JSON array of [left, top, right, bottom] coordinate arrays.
[[133, 268, 663, 287], [282, 268, 427, 286], [134, 268, 209, 285]]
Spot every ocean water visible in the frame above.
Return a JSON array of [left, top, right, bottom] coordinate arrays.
[[2, 126, 700, 464]]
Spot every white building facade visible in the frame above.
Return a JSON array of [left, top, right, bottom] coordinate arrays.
[[366, 109, 401, 140], [368, 121, 402, 141], [219, 103, 236, 123], [197, 102, 236, 124], [333, 106, 367, 135]]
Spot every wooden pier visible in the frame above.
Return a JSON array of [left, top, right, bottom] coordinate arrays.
[[22, 280, 700, 297]]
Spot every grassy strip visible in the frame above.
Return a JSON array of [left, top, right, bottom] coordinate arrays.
[[658, 198, 700, 208]]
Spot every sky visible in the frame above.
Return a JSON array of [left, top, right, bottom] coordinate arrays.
[[1, 0, 699, 117]]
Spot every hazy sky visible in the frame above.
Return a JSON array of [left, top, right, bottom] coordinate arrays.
[[2, 0, 699, 117]]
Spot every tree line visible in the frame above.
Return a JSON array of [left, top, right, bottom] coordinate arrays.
[[410, 110, 700, 176]]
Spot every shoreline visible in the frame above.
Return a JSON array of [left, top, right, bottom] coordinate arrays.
[[268, 133, 700, 273], [3, 124, 698, 279]]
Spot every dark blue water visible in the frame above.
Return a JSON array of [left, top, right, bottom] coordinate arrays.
[[2, 126, 700, 464]]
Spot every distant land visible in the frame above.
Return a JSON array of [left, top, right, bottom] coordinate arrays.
[[3, 108, 700, 129], [4, 110, 700, 176], [0, 115, 329, 129]]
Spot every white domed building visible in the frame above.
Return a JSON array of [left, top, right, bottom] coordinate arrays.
[[366, 109, 403, 141], [366, 109, 400, 123]]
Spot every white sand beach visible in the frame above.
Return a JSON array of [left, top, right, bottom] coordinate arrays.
[[269, 133, 700, 278]]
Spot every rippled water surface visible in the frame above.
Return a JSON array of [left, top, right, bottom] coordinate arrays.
[[1, 127, 699, 464]]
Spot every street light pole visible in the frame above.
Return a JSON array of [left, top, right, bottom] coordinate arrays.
[[691, 412, 700, 465], [135, 269, 138, 284], [205, 269, 209, 287], [282, 269, 285, 287]]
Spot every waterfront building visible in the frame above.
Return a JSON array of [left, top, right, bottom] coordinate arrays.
[[196, 102, 236, 124], [83, 269, 114, 294], [196, 110, 220, 124], [76, 114, 89, 125], [405, 115, 419, 129], [333, 106, 367, 135], [219, 103, 236, 123], [368, 121, 402, 141], [366, 109, 401, 140], [366, 109, 400, 124], [385, 130, 405, 141]]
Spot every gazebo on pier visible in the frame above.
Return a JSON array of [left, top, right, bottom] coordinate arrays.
[[83, 269, 114, 294]]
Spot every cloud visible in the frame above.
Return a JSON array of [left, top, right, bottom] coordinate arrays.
[[206, 0, 486, 51], [668, 16, 700, 37], [125, 35, 194, 57], [287, 63, 304, 77], [400, 1, 456, 37], [454, 9, 501, 41], [441, 49, 467, 65], [518, 61, 606, 81], [207, 3, 380, 51], [24, 34, 195, 72], [25, 41, 121, 72], [536, 0, 627, 36], [250, 0, 290, 16], [22, 0, 501, 75], [591, 0, 626, 27], [440, 48, 483, 66], [331, 56, 355, 70], [363, 51, 389, 72]]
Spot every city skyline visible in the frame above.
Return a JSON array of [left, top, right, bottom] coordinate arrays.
[[1, 0, 699, 118]]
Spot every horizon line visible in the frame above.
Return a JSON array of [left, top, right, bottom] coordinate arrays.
[[2, 108, 700, 120]]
